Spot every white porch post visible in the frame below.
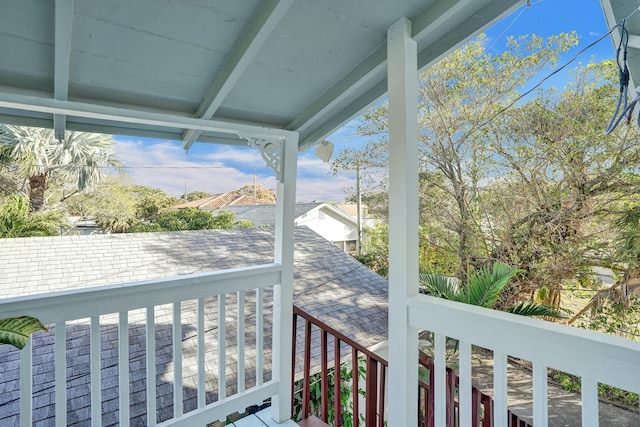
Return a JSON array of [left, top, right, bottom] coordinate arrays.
[[387, 17, 419, 426], [271, 131, 299, 422]]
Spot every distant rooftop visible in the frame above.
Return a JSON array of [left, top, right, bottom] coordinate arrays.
[[170, 192, 272, 210]]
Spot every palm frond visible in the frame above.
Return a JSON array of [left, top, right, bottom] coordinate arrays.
[[505, 302, 567, 319], [419, 272, 459, 301], [463, 262, 521, 307], [0, 316, 47, 349]]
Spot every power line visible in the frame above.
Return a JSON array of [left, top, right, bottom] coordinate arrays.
[[473, 6, 640, 135], [487, 0, 543, 50], [119, 165, 231, 169]]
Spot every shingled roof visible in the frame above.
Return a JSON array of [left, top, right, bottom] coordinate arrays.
[[170, 193, 271, 210], [0, 227, 387, 426], [211, 203, 360, 229]]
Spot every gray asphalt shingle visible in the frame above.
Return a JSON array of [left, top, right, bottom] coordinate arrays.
[[0, 226, 387, 425]]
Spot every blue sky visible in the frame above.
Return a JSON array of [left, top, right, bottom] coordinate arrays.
[[113, 0, 616, 202]]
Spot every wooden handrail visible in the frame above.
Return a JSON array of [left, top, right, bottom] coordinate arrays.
[[293, 305, 533, 427]]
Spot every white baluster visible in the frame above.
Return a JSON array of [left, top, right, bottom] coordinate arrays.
[[493, 351, 508, 427], [90, 317, 101, 427], [582, 377, 599, 427], [256, 287, 264, 387], [218, 294, 227, 400], [459, 340, 472, 426], [173, 302, 183, 416], [119, 311, 130, 424], [238, 291, 246, 394], [55, 322, 66, 426], [434, 333, 446, 426], [146, 307, 157, 426], [197, 297, 206, 408], [533, 362, 548, 427], [20, 337, 32, 427]]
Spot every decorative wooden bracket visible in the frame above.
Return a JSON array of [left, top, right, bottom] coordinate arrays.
[[247, 138, 284, 182]]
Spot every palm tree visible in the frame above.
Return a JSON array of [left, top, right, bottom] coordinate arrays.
[[0, 126, 121, 212], [0, 195, 66, 237], [420, 262, 566, 318]]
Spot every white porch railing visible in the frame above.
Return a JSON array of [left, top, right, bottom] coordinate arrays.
[[408, 294, 640, 427], [0, 264, 284, 427]]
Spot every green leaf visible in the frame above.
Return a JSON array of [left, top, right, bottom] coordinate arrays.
[[505, 302, 567, 319], [463, 262, 521, 308], [0, 316, 48, 349], [419, 272, 459, 300]]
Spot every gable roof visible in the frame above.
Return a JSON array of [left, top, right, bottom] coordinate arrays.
[[170, 192, 271, 210], [0, 1, 522, 149], [0, 227, 387, 425], [212, 202, 357, 228]]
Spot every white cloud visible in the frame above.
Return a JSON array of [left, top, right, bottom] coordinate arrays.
[[113, 138, 356, 202]]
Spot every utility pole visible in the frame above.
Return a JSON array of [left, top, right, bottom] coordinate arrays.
[[253, 168, 257, 198]]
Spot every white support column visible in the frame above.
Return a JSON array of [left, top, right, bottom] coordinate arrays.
[[271, 131, 299, 422], [387, 16, 419, 426]]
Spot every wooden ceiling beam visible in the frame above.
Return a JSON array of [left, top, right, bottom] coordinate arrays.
[[54, 0, 74, 140], [182, 0, 294, 150]]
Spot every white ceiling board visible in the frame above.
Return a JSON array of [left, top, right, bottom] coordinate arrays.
[[0, 0, 536, 150]]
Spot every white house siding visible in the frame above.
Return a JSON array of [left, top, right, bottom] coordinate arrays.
[[295, 206, 357, 248]]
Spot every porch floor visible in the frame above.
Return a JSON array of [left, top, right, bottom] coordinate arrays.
[[231, 408, 299, 427]]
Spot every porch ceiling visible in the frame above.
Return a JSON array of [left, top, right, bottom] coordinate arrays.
[[0, 0, 523, 150]]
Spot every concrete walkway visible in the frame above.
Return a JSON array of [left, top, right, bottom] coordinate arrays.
[[471, 352, 640, 426]]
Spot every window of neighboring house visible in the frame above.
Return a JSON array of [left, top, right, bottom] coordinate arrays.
[[333, 241, 344, 251], [345, 240, 356, 253]]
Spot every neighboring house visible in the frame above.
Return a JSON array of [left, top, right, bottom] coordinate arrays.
[[170, 192, 271, 210], [0, 227, 387, 426], [65, 217, 102, 236], [213, 203, 359, 252]]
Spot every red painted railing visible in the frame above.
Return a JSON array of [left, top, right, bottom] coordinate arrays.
[[292, 306, 387, 426], [417, 351, 531, 427], [293, 306, 533, 427]]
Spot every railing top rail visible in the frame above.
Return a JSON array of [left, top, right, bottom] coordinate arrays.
[[293, 305, 388, 366], [1, 263, 282, 323], [408, 294, 640, 393]]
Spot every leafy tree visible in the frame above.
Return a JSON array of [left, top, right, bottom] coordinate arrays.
[[0, 148, 20, 197], [420, 262, 566, 318], [152, 208, 239, 232], [488, 61, 640, 305], [354, 222, 389, 277], [133, 186, 178, 221], [64, 177, 139, 233], [345, 191, 388, 220], [0, 195, 67, 237], [233, 184, 276, 202], [355, 222, 456, 278], [128, 222, 165, 233], [234, 219, 255, 228], [569, 205, 640, 325], [0, 126, 121, 212], [342, 33, 578, 280], [181, 191, 211, 201]]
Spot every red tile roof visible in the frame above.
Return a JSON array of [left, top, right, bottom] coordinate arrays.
[[171, 192, 271, 210]]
